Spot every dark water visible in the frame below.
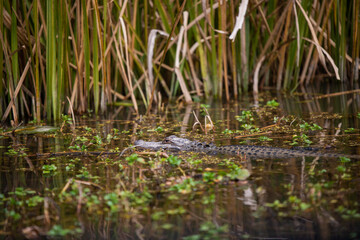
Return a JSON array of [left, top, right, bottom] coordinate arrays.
[[1, 90, 360, 239]]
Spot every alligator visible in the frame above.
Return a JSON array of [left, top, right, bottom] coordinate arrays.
[[135, 135, 360, 159]]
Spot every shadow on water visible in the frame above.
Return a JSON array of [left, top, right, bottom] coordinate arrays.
[[1, 89, 360, 239]]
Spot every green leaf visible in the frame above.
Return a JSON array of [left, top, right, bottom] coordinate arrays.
[[266, 99, 279, 108]]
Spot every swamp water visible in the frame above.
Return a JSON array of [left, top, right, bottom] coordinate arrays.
[[1, 91, 360, 239]]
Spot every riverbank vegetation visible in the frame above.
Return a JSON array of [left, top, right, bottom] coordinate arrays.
[[1, 0, 359, 123]]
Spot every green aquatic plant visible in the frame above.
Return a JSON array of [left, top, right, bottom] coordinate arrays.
[[42, 164, 57, 175], [344, 128, 356, 133], [61, 114, 73, 126], [200, 105, 211, 116], [183, 221, 228, 240], [104, 192, 120, 212], [9, 187, 36, 197], [126, 154, 145, 165], [289, 133, 312, 146], [170, 178, 200, 194], [299, 122, 322, 131], [241, 123, 253, 130], [258, 136, 273, 141], [47, 224, 82, 237], [235, 110, 254, 123], [4, 209, 21, 221], [339, 157, 351, 163], [266, 196, 311, 217], [203, 172, 217, 183], [151, 211, 165, 221], [69, 144, 87, 151], [84, 127, 92, 132], [5, 146, 27, 157], [336, 165, 346, 173], [155, 126, 164, 132], [26, 196, 44, 207], [336, 206, 360, 220], [76, 136, 89, 142], [266, 100, 279, 108], [166, 206, 186, 215], [76, 167, 91, 179], [91, 135, 102, 145], [5, 148, 19, 156], [188, 158, 203, 166], [219, 160, 250, 180], [85, 195, 100, 210], [148, 126, 164, 133], [222, 128, 234, 134], [202, 194, 215, 205], [227, 167, 250, 180], [166, 155, 182, 167], [65, 163, 76, 172]]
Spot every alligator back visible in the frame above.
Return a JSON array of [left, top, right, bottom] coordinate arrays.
[[136, 135, 360, 159], [210, 145, 345, 158]]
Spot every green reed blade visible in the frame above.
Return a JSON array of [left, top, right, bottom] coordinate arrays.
[[102, 0, 108, 104], [229, 0, 238, 97], [0, 0, 4, 115], [144, 0, 148, 48], [82, 0, 91, 102], [353, 0, 360, 81], [34, 0, 40, 122], [234, 30, 242, 95], [11, 0, 19, 115], [209, 0, 218, 97], [154, 0, 171, 33], [241, 21, 250, 92], [339, 0, 347, 81], [93, 8, 99, 114], [217, 0, 224, 99], [286, 0, 310, 90], [46, 0, 57, 120], [192, 5, 211, 97], [57, 0, 67, 120]]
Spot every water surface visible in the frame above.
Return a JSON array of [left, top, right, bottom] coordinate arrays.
[[1, 90, 360, 239]]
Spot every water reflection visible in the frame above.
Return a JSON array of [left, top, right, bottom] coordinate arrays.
[[1, 90, 360, 239]]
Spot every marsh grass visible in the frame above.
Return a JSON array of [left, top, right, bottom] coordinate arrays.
[[0, 0, 359, 123]]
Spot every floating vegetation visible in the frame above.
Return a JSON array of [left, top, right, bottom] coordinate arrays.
[[1, 95, 360, 238]]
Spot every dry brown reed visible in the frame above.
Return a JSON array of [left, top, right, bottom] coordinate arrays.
[[0, 0, 359, 123]]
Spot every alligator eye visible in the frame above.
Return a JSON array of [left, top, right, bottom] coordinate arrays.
[[162, 139, 172, 144]]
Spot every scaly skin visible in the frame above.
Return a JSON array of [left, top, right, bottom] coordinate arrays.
[[135, 135, 360, 159]]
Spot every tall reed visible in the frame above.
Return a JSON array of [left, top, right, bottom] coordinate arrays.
[[0, 0, 4, 116], [0, 0, 359, 123]]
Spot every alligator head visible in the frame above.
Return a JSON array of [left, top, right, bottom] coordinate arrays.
[[134, 139, 181, 151], [134, 135, 215, 152]]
